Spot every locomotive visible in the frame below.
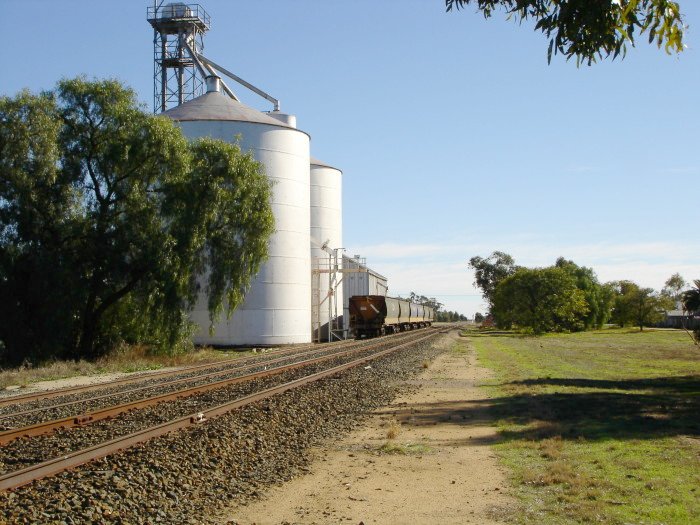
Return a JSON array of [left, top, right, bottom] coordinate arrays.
[[348, 295, 435, 338]]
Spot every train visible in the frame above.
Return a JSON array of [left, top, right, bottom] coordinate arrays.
[[348, 295, 435, 338]]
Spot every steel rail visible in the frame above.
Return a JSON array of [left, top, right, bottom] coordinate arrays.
[[0, 340, 336, 409], [0, 329, 439, 445], [0, 324, 439, 410], [0, 328, 423, 414], [0, 338, 369, 423], [0, 329, 444, 492]]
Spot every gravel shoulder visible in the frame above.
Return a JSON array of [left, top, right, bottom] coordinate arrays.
[[0, 368, 181, 399], [226, 333, 516, 525]]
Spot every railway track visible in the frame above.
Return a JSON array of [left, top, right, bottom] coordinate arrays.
[[0, 338, 344, 410], [0, 339, 356, 431], [0, 328, 432, 443], [0, 329, 430, 433], [0, 327, 445, 492]]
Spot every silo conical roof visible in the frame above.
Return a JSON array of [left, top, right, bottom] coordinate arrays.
[[163, 91, 296, 128], [311, 157, 342, 172]]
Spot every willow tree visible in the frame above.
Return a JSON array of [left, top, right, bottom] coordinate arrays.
[[0, 78, 274, 363], [446, 0, 685, 64], [555, 257, 614, 329]]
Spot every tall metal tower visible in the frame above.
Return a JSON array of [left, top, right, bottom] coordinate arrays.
[[147, 2, 210, 113]]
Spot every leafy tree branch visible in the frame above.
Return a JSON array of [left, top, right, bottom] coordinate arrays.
[[446, 0, 685, 64]]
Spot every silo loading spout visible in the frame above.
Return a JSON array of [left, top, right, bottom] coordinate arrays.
[[182, 40, 240, 102], [196, 54, 281, 111]]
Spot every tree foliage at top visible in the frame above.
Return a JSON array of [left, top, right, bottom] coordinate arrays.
[[445, 0, 685, 64], [492, 266, 589, 333], [0, 78, 274, 364], [475, 253, 614, 333], [403, 292, 467, 322], [662, 272, 687, 303], [609, 280, 674, 331], [555, 257, 614, 329], [468, 251, 519, 309]]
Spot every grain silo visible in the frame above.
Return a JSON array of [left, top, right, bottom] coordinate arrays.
[[310, 158, 344, 341], [148, 3, 337, 345], [164, 79, 312, 345]]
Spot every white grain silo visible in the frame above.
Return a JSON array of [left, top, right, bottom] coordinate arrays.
[[310, 157, 343, 341], [164, 79, 312, 345]]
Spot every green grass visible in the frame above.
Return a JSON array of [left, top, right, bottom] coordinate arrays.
[[0, 345, 249, 390], [463, 327, 700, 525]]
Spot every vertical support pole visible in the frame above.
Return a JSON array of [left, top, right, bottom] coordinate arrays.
[[327, 252, 333, 342], [335, 249, 340, 340], [177, 30, 185, 105], [153, 29, 158, 113], [311, 260, 321, 344], [160, 32, 167, 112]]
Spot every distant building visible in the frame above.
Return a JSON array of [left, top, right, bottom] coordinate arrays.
[[659, 309, 700, 329]]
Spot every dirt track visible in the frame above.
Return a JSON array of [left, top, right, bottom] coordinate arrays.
[[225, 333, 515, 524]]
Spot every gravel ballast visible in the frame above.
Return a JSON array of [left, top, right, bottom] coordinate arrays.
[[0, 332, 449, 524]]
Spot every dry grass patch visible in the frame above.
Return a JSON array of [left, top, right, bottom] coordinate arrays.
[[0, 344, 240, 389], [385, 420, 402, 440], [539, 436, 564, 460], [523, 460, 591, 489], [644, 478, 672, 491], [0, 360, 96, 389], [543, 460, 577, 486]]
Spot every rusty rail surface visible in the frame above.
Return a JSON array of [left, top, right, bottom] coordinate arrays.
[[0, 329, 445, 492], [0, 328, 439, 445], [0, 341, 330, 409], [0, 326, 428, 409], [0, 339, 362, 424]]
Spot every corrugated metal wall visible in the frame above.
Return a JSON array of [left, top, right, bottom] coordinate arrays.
[[342, 255, 388, 331]]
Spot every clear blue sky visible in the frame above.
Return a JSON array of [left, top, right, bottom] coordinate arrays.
[[2, 1, 698, 316]]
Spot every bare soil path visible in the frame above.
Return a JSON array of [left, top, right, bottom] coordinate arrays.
[[224, 333, 516, 525]]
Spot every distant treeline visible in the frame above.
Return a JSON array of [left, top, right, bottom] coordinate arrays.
[[400, 293, 468, 322], [468, 252, 699, 341]]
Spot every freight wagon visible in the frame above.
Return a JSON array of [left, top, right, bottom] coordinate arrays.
[[348, 295, 435, 338]]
